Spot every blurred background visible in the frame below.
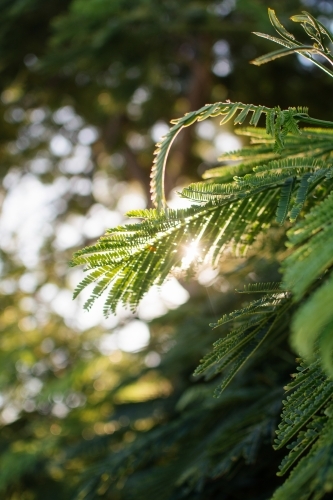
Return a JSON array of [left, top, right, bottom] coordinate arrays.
[[0, 0, 333, 498]]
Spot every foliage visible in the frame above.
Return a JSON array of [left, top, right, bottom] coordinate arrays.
[[69, 9, 333, 499], [1, 2, 333, 499]]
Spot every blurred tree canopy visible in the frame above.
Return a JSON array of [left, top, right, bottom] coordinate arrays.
[[0, 0, 333, 498], [1, 0, 331, 194]]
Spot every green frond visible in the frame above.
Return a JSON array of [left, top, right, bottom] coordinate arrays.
[[151, 101, 235, 210], [126, 208, 160, 219], [82, 268, 121, 311], [252, 8, 333, 79], [73, 178, 300, 314], [219, 102, 243, 125], [68, 206, 236, 313], [203, 125, 333, 185], [151, 101, 270, 209], [289, 172, 312, 222], [252, 45, 318, 67], [249, 104, 265, 126], [277, 416, 326, 476], [306, 168, 328, 185], [283, 108, 302, 136], [251, 157, 328, 176], [209, 294, 286, 329], [72, 153, 333, 316], [150, 101, 332, 211], [292, 126, 333, 138], [283, 190, 333, 300], [184, 158, 329, 224], [265, 108, 276, 137], [237, 126, 273, 141], [72, 267, 109, 299], [252, 32, 296, 51], [276, 177, 294, 225], [233, 103, 253, 125], [194, 295, 291, 394], [236, 282, 283, 294], [286, 189, 333, 247], [291, 275, 333, 374], [233, 126, 333, 162], [274, 359, 333, 451], [272, 416, 333, 500], [267, 8, 297, 43], [272, 357, 333, 500], [202, 162, 256, 182], [291, 11, 333, 44], [181, 181, 243, 203]]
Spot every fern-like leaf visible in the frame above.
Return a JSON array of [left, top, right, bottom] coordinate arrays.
[[194, 294, 291, 395], [236, 282, 283, 294], [151, 102, 333, 210], [283, 190, 333, 300], [291, 275, 333, 375], [276, 177, 294, 225], [274, 359, 333, 450], [272, 416, 333, 500], [277, 416, 326, 476], [252, 9, 333, 79], [71, 193, 278, 314], [272, 357, 333, 500], [289, 172, 312, 222], [267, 8, 297, 43]]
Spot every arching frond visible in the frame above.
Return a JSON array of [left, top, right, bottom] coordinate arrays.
[[150, 102, 333, 210], [151, 101, 272, 209]]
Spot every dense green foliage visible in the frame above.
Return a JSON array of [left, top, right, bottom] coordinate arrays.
[[70, 9, 333, 499], [1, 1, 333, 499]]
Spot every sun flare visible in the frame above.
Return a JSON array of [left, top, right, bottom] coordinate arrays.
[[181, 242, 199, 270]]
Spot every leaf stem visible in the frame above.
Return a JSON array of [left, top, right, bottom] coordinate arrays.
[[297, 115, 333, 127]]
